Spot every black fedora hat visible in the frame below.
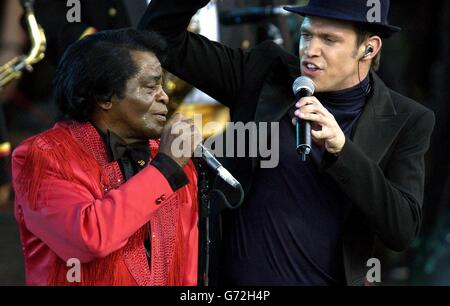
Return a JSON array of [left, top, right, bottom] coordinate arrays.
[[284, 0, 401, 38]]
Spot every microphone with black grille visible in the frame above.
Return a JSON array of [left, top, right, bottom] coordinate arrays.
[[292, 76, 316, 161]]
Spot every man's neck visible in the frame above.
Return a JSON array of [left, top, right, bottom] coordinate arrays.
[[90, 118, 134, 145]]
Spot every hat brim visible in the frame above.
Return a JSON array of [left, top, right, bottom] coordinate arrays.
[[284, 6, 401, 38]]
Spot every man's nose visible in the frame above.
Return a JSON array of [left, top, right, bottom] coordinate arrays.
[[157, 86, 169, 105], [302, 39, 321, 57]]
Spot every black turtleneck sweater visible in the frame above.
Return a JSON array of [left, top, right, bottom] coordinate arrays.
[[222, 75, 371, 286]]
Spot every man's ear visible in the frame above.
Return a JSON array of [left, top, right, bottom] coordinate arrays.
[[361, 35, 382, 61]]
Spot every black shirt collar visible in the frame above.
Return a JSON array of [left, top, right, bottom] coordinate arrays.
[[104, 130, 149, 162], [90, 124, 189, 191]]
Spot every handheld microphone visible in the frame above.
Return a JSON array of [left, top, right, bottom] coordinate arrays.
[[292, 76, 315, 161], [197, 144, 240, 188]]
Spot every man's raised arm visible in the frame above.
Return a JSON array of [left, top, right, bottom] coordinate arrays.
[[138, 0, 251, 109]]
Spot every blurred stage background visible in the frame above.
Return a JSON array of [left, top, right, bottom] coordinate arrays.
[[0, 0, 449, 285]]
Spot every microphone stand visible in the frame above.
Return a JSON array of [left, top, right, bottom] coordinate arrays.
[[195, 156, 246, 287], [196, 158, 211, 287]]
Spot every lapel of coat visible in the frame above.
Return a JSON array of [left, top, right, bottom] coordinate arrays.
[[254, 55, 299, 124], [351, 72, 411, 164], [252, 55, 298, 172]]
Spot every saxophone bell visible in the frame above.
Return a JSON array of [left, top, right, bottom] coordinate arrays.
[[0, 0, 46, 91]]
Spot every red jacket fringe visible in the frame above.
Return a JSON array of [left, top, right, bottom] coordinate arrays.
[[12, 121, 198, 286]]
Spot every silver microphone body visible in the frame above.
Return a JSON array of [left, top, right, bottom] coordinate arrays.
[[197, 144, 240, 188], [292, 76, 316, 161]]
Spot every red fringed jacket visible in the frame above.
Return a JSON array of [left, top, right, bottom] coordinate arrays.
[[12, 121, 198, 286]]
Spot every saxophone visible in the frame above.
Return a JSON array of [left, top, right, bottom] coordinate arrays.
[[0, 0, 46, 91]]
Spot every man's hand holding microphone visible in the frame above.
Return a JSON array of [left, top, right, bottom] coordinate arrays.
[[291, 76, 346, 159]]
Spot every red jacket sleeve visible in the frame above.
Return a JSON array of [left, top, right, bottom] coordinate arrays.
[[12, 141, 176, 263]]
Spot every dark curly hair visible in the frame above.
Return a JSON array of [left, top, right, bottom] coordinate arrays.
[[53, 28, 167, 122]]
